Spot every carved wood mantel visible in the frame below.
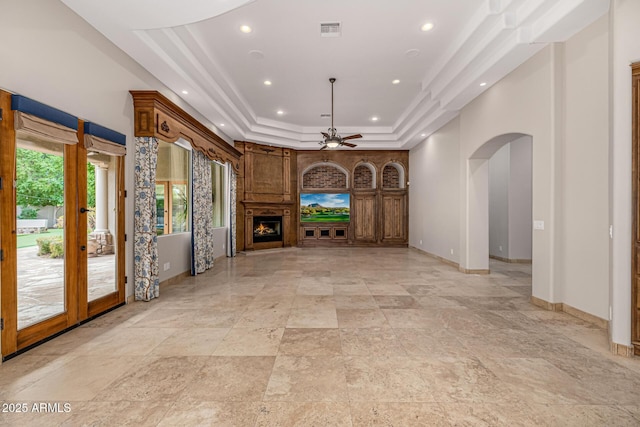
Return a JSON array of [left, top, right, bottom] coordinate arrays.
[[129, 90, 242, 170]]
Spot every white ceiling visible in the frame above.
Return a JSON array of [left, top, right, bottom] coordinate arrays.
[[61, 0, 609, 150]]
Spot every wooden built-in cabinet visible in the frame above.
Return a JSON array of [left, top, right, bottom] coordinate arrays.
[[382, 193, 407, 242], [236, 142, 408, 250], [632, 62, 640, 355], [297, 150, 408, 247], [235, 141, 298, 251]]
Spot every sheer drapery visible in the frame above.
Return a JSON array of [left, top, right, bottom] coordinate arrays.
[[191, 151, 215, 274], [134, 136, 160, 301]]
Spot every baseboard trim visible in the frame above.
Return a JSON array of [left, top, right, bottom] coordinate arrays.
[[458, 267, 490, 275], [489, 255, 532, 264], [530, 295, 563, 311], [410, 246, 459, 269], [530, 296, 608, 329], [160, 270, 191, 288], [612, 342, 635, 358]]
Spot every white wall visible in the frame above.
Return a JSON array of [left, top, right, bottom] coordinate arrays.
[[489, 144, 510, 258], [0, 0, 228, 297], [410, 15, 612, 324], [212, 228, 229, 260], [508, 137, 533, 261], [409, 117, 460, 262], [610, 0, 640, 345], [157, 234, 192, 282], [560, 16, 609, 317], [460, 46, 555, 294]]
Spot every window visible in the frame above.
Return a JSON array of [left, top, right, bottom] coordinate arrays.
[[212, 161, 226, 227], [156, 140, 191, 235]]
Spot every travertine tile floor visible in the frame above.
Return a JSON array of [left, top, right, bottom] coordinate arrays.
[[2, 247, 640, 426]]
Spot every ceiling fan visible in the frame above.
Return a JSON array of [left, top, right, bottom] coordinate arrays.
[[320, 78, 362, 150]]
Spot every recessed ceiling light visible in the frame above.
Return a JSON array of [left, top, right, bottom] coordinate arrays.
[[392, 79, 400, 85], [371, 116, 379, 122], [480, 82, 487, 87], [248, 50, 265, 60], [277, 110, 284, 115], [405, 49, 420, 58], [421, 133, 426, 137], [240, 25, 252, 33], [264, 80, 272, 86], [421, 22, 434, 32], [181, 90, 188, 95], [220, 123, 225, 127]]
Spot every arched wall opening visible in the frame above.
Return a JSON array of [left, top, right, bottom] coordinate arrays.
[[464, 133, 534, 294]]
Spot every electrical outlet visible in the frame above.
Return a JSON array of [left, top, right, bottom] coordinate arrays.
[[419, 240, 423, 245], [223, 243, 225, 250], [499, 245, 502, 252], [533, 220, 544, 230], [163, 262, 170, 271], [450, 249, 454, 255]]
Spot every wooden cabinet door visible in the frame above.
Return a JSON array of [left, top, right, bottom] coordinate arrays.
[[353, 194, 376, 241], [382, 194, 406, 241], [632, 62, 640, 354]]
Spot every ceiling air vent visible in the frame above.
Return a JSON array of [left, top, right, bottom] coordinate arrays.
[[320, 114, 331, 118], [320, 22, 341, 37]]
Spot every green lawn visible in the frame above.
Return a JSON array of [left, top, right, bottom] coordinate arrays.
[[301, 214, 350, 223], [17, 229, 63, 248]]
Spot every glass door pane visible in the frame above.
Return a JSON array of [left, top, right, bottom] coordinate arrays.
[[16, 143, 65, 329], [171, 183, 188, 233], [156, 183, 167, 235], [87, 154, 117, 302]]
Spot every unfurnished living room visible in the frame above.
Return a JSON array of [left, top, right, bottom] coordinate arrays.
[[2, 0, 640, 425]]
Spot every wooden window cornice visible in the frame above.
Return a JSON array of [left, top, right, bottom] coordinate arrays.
[[130, 90, 242, 171]]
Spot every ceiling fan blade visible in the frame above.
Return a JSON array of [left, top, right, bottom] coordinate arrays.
[[320, 145, 328, 150], [341, 133, 362, 141], [342, 142, 358, 148], [321, 132, 330, 138]]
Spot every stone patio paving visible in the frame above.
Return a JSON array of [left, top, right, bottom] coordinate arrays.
[[17, 246, 116, 329]]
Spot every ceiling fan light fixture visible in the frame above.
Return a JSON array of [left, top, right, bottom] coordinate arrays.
[[326, 140, 340, 148], [319, 78, 362, 150]]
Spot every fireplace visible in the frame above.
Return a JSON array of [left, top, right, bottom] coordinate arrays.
[[253, 216, 283, 243]]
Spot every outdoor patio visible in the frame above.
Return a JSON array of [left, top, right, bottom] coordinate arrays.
[[17, 246, 116, 329]]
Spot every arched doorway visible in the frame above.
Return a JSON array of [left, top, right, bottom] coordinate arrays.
[[463, 133, 534, 294]]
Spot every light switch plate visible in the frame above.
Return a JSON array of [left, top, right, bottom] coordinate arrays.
[[533, 220, 544, 230]]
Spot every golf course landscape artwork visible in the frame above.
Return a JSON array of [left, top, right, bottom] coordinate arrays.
[[300, 193, 350, 223]]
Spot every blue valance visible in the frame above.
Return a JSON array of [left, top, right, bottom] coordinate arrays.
[[11, 95, 78, 130], [84, 122, 126, 146]]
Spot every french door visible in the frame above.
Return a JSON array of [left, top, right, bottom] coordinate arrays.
[[0, 93, 124, 359]]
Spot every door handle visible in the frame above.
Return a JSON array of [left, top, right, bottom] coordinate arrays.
[[80, 245, 86, 251], [80, 207, 93, 213]]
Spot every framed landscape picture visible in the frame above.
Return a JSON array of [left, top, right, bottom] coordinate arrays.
[[300, 193, 350, 223]]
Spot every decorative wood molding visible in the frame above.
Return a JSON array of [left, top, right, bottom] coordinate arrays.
[[129, 91, 242, 171]]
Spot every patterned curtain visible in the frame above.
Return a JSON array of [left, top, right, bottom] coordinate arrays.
[[134, 137, 160, 301], [230, 167, 237, 256], [192, 151, 215, 274]]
